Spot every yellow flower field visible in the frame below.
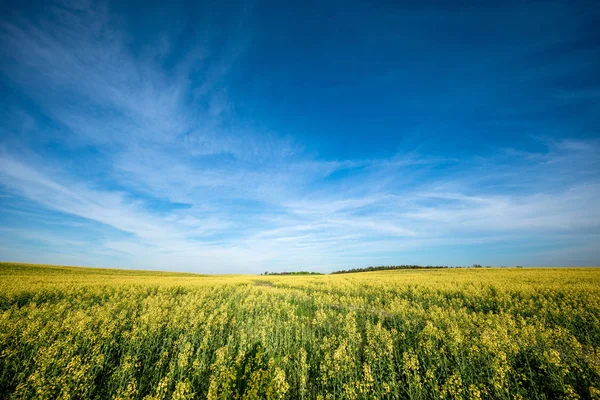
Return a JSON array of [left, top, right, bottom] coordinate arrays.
[[1, 262, 599, 399]]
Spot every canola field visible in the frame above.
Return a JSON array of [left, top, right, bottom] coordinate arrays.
[[0, 262, 599, 399]]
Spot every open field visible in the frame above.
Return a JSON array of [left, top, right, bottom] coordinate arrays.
[[1, 263, 599, 399]]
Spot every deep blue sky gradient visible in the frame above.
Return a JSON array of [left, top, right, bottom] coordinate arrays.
[[0, 0, 599, 272]]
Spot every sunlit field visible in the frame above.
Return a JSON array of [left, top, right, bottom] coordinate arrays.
[[1, 262, 599, 399]]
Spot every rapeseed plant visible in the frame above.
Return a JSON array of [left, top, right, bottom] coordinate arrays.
[[0, 262, 599, 399]]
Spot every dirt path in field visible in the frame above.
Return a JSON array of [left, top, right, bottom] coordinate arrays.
[[253, 280, 274, 287]]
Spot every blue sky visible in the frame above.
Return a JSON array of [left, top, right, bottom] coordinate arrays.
[[1, 0, 599, 273]]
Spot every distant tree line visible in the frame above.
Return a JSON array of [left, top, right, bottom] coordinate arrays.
[[332, 264, 526, 274], [262, 271, 324, 276], [331, 265, 453, 274], [262, 265, 525, 276]]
